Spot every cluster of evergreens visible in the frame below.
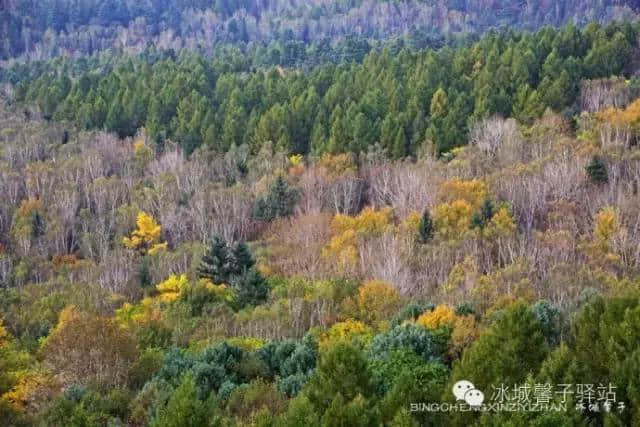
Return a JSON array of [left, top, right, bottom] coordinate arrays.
[[7, 21, 639, 157]]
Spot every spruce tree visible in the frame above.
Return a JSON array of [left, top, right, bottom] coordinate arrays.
[[586, 156, 608, 184], [471, 199, 494, 229], [234, 268, 269, 309], [197, 235, 231, 284], [138, 256, 152, 290], [253, 175, 298, 221], [230, 242, 254, 275], [417, 209, 434, 244]]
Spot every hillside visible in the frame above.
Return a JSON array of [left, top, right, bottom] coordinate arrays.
[[4, 8, 640, 427], [4, 22, 639, 160], [1, 0, 639, 61], [2, 78, 640, 424]]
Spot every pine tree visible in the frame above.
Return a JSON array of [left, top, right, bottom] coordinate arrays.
[[230, 242, 255, 276], [138, 255, 152, 289], [197, 235, 231, 284], [234, 268, 269, 309], [253, 175, 298, 221], [417, 209, 434, 244], [471, 199, 495, 229], [150, 374, 210, 427], [586, 156, 608, 184], [392, 128, 407, 160]]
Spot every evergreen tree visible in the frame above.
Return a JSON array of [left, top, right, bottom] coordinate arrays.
[[417, 209, 434, 244], [253, 175, 298, 222], [472, 199, 495, 229], [150, 374, 211, 427], [586, 156, 608, 184], [230, 242, 255, 276], [138, 255, 152, 289], [234, 268, 269, 309], [197, 235, 231, 284]]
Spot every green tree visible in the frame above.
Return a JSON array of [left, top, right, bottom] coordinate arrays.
[[253, 175, 298, 221], [417, 209, 434, 244], [150, 374, 212, 427], [586, 156, 608, 184], [197, 235, 231, 284]]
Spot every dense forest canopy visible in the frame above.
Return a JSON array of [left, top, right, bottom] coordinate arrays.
[[3, 1, 640, 425], [1, 0, 639, 60], [4, 21, 638, 158]]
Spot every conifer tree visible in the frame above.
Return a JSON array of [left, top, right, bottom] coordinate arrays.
[[197, 235, 231, 284], [417, 209, 434, 244], [230, 242, 255, 276], [253, 175, 298, 221], [586, 156, 608, 184]]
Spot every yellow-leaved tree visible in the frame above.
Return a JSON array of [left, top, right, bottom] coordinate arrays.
[[581, 206, 623, 269], [416, 304, 481, 357], [123, 211, 168, 255], [343, 280, 404, 328], [323, 207, 393, 270]]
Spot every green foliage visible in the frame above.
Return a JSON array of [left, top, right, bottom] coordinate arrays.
[[150, 374, 213, 427], [138, 256, 153, 290], [417, 209, 434, 244], [197, 235, 232, 284], [391, 302, 434, 326], [369, 324, 447, 363], [197, 236, 269, 308], [451, 303, 550, 392], [258, 334, 317, 396], [586, 155, 609, 184], [9, 22, 638, 159], [471, 198, 495, 229], [305, 341, 375, 411], [253, 175, 299, 221]]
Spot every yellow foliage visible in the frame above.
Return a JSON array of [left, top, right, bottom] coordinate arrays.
[[433, 199, 474, 239], [320, 319, 372, 347], [416, 305, 457, 330], [486, 206, 517, 237], [323, 207, 393, 269], [439, 178, 488, 208], [133, 139, 154, 169], [449, 315, 481, 357], [415, 304, 480, 356], [441, 256, 478, 298], [581, 206, 622, 267], [596, 98, 640, 129], [399, 211, 422, 235], [16, 198, 43, 218], [347, 280, 404, 327], [123, 211, 167, 255], [0, 319, 7, 348], [156, 274, 189, 302], [1, 371, 47, 412], [317, 153, 357, 178], [227, 337, 267, 351], [133, 139, 145, 153], [594, 206, 620, 248], [288, 154, 303, 167], [56, 305, 80, 328], [331, 207, 393, 235]]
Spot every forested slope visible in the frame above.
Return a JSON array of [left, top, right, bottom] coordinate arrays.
[[1, 0, 639, 61], [4, 22, 639, 158], [4, 7, 640, 426], [3, 76, 640, 424]]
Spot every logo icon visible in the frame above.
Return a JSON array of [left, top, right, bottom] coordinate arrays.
[[453, 380, 485, 406]]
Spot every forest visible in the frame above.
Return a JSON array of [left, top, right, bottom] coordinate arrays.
[[3, 21, 639, 159], [2, 6, 640, 427], [1, 0, 639, 61]]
